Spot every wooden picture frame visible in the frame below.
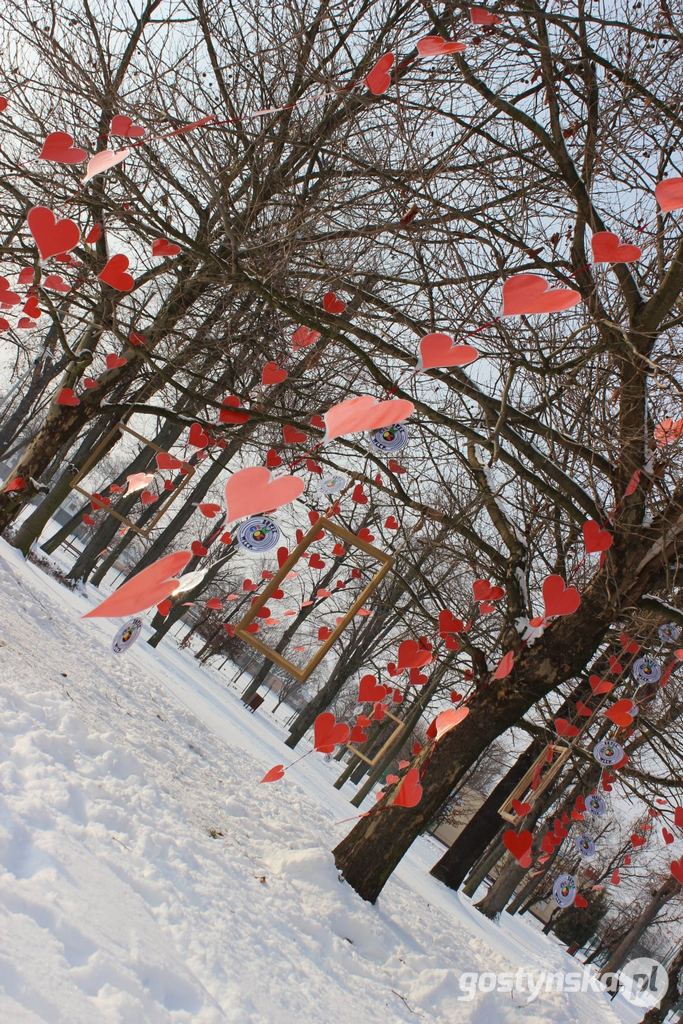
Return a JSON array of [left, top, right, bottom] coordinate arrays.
[[498, 742, 571, 822], [71, 422, 195, 538], [346, 707, 405, 765], [235, 516, 394, 683]]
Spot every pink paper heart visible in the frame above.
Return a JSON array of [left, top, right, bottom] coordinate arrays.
[[324, 395, 414, 441], [502, 273, 581, 316], [83, 148, 129, 183], [418, 333, 478, 370], [83, 550, 191, 618], [224, 466, 304, 523]]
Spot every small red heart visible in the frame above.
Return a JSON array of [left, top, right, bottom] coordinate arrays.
[[470, 6, 503, 26], [313, 712, 350, 753], [388, 459, 406, 474], [322, 290, 346, 314], [206, 597, 222, 610], [397, 639, 433, 671], [191, 541, 207, 557], [416, 35, 467, 57], [39, 131, 87, 164], [554, 717, 580, 738], [291, 325, 321, 349], [317, 626, 331, 641], [589, 674, 612, 695], [260, 764, 285, 783], [4, 477, 27, 492], [265, 449, 282, 468], [198, 503, 221, 518], [129, 331, 146, 347], [624, 854, 632, 866], [394, 768, 423, 808], [27, 207, 81, 261], [620, 632, 640, 655], [43, 273, 70, 292], [503, 829, 533, 866], [591, 231, 641, 264], [283, 424, 307, 444], [582, 519, 613, 553], [511, 799, 531, 816], [219, 396, 249, 425], [358, 675, 387, 703], [349, 725, 368, 744], [152, 238, 181, 257], [365, 52, 395, 96], [472, 579, 505, 602], [574, 893, 588, 909], [332, 542, 345, 557], [188, 423, 209, 448], [157, 598, 173, 616], [384, 515, 399, 530], [439, 610, 464, 634], [110, 114, 144, 138], [308, 510, 320, 526], [309, 553, 325, 570], [611, 868, 620, 885], [357, 528, 374, 544], [663, 828, 675, 845], [575, 701, 593, 717], [57, 387, 80, 406], [262, 361, 288, 386], [373, 701, 386, 722], [352, 484, 367, 504], [604, 698, 636, 728], [98, 254, 134, 291], [542, 574, 580, 618], [673, 806, 683, 829], [140, 490, 157, 506], [631, 834, 646, 847], [156, 451, 184, 470], [18, 318, 37, 330], [608, 656, 624, 675], [671, 857, 683, 885], [86, 223, 103, 244], [242, 578, 257, 592], [105, 353, 127, 370], [418, 333, 478, 370]]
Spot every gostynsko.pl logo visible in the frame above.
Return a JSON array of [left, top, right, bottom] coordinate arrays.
[[456, 959, 668, 1008]]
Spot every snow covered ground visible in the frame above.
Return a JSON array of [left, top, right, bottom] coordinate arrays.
[[0, 539, 645, 1023]]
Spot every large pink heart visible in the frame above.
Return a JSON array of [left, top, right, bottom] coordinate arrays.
[[83, 550, 191, 618], [426, 706, 470, 741], [324, 395, 414, 441], [83, 148, 129, 183], [655, 177, 683, 213], [419, 333, 478, 370], [502, 274, 581, 316], [224, 466, 304, 522]]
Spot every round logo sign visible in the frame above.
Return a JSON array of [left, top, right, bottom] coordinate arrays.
[[237, 514, 281, 554], [318, 472, 347, 495], [585, 793, 606, 817], [632, 654, 661, 686], [658, 622, 681, 644], [553, 873, 577, 908], [616, 958, 669, 1008], [574, 833, 595, 859], [112, 617, 143, 654], [593, 737, 625, 766], [369, 423, 408, 455]]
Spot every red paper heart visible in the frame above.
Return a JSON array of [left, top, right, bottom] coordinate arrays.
[[188, 423, 209, 448], [631, 833, 646, 847], [394, 768, 423, 808], [611, 868, 620, 885], [365, 52, 395, 96], [502, 273, 581, 316], [426, 707, 470, 741], [156, 451, 184, 470], [349, 725, 368, 744], [554, 717, 580, 738], [352, 483, 367, 504], [242, 579, 257, 592], [225, 466, 304, 522], [313, 712, 350, 753], [603, 699, 636, 728], [322, 290, 345, 314], [98, 254, 134, 291], [152, 238, 180, 257], [56, 387, 80, 406], [219, 396, 249, 424], [157, 598, 173, 616], [674, 806, 683, 829], [105, 353, 127, 370], [43, 274, 70, 292], [140, 490, 157, 506], [472, 579, 505, 602], [397, 639, 433, 671], [309, 553, 325, 570], [262, 361, 288, 386], [283, 424, 307, 444], [416, 35, 466, 56], [357, 527, 374, 543], [418, 333, 478, 370], [512, 799, 531, 816], [324, 395, 414, 441], [574, 893, 588, 909], [589, 674, 612, 695], [384, 515, 399, 530], [84, 550, 191, 617], [27, 207, 81, 260], [317, 626, 331, 641], [655, 177, 683, 213], [39, 131, 87, 163], [191, 541, 208, 557], [358, 675, 387, 703], [110, 114, 144, 138], [503, 829, 533, 865], [439, 610, 464, 634], [663, 828, 675, 845], [576, 701, 593, 717], [582, 519, 613, 553], [291, 325, 321, 349], [492, 649, 515, 680], [470, 6, 503, 25], [265, 448, 282, 468], [542, 574, 581, 618], [260, 764, 285, 783], [591, 231, 641, 264]]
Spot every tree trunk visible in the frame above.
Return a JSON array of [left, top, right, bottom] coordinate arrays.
[[461, 832, 506, 898], [333, 533, 670, 903], [599, 877, 678, 978], [430, 740, 537, 890]]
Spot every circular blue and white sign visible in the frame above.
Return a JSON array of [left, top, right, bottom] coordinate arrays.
[[237, 514, 281, 554]]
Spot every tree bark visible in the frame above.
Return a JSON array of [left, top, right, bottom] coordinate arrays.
[[599, 877, 678, 978]]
